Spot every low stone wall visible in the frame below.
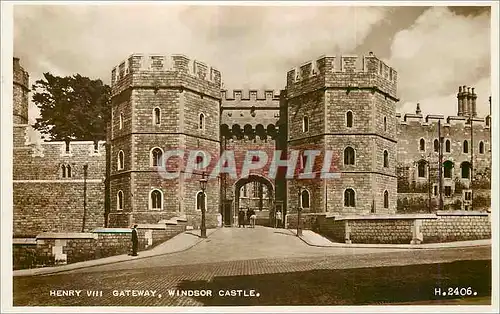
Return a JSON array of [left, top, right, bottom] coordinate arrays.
[[286, 213, 321, 231], [421, 212, 491, 243], [13, 221, 187, 270], [315, 211, 491, 244]]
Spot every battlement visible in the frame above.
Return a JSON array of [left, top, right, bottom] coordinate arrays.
[[221, 89, 281, 102], [286, 53, 397, 85], [397, 111, 491, 129], [29, 140, 107, 158], [13, 57, 29, 89], [111, 54, 221, 87]]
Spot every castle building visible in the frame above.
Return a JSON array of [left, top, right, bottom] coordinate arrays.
[[12, 53, 492, 236]]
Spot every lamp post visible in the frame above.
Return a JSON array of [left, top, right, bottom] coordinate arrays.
[[297, 188, 302, 237], [199, 172, 208, 238]]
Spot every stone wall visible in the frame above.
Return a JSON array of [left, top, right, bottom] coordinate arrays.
[[314, 212, 490, 244], [13, 222, 187, 270]]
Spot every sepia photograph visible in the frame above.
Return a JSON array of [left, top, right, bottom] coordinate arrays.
[[1, 1, 498, 312]]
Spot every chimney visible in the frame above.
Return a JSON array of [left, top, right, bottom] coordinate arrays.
[[457, 86, 463, 116], [466, 87, 472, 116], [13, 57, 20, 68], [416, 103, 421, 115], [471, 87, 477, 117]]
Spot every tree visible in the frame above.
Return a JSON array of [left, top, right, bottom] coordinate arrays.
[[32, 73, 111, 141]]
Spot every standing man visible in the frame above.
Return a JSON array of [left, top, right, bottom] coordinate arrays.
[[275, 210, 282, 228], [131, 224, 139, 256]]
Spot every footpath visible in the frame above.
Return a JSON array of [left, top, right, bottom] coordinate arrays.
[[13, 229, 218, 277], [289, 229, 491, 249]]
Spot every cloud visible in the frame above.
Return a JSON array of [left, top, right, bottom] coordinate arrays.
[[389, 7, 490, 116], [15, 5, 390, 91]]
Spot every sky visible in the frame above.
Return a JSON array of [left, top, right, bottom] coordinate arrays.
[[13, 3, 492, 127]]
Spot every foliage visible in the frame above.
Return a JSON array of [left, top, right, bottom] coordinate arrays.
[[32, 73, 111, 141], [397, 197, 432, 214]]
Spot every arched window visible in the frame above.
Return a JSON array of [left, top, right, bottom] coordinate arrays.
[[461, 162, 471, 179], [419, 139, 425, 151], [196, 191, 206, 211], [384, 117, 387, 132], [150, 189, 163, 210], [417, 160, 426, 178], [302, 116, 309, 133], [119, 113, 123, 130], [300, 190, 310, 209], [434, 139, 439, 152], [384, 190, 389, 208], [344, 147, 355, 165], [445, 140, 451, 153], [117, 190, 123, 211], [153, 107, 161, 125], [479, 141, 484, 154], [346, 111, 353, 128], [118, 150, 124, 170], [463, 140, 469, 153], [443, 161, 453, 179], [383, 150, 389, 168], [344, 189, 355, 207], [195, 152, 205, 170], [61, 164, 72, 178], [199, 113, 205, 130], [486, 116, 491, 127], [151, 148, 163, 167]]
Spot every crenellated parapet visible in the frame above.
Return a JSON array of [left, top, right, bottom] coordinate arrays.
[[110, 54, 222, 98], [13, 57, 29, 90], [397, 111, 491, 130], [286, 52, 398, 99], [221, 89, 281, 103], [28, 140, 107, 158]]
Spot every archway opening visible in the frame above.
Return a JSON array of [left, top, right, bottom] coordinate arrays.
[[233, 175, 275, 227]]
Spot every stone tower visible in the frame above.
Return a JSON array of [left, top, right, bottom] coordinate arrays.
[[107, 54, 222, 228], [13, 57, 30, 148], [286, 53, 398, 215]]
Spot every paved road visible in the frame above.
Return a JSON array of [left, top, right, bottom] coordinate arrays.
[[13, 227, 491, 306]]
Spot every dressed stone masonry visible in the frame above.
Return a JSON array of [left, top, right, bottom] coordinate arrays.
[[12, 49, 491, 245]]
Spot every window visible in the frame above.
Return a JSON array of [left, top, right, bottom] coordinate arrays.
[[444, 186, 452, 197], [433, 185, 438, 196], [443, 161, 453, 179], [118, 150, 124, 170], [463, 140, 468, 153], [153, 107, 161, 125], [419, 139, 425, 151], [384, 117, 387, 132], [344, 147, 355, 165], [151, 148, 163, 167], [241, 185, 247, 197], [196, 191, 206, 211], [344, 189, 355, 207], [434, 139, 439, 152], [300, 190, 310, 208], [117, 191, 123, 211], [417, 160, 426, 178], [383, 150, 389, 168], [302, 116, 309, 133], [150, 189, 163, 210], [383, 190, 389, 208], [464, 190, 472, 201], [461, 162, 471, 179], [346, 111, 353, 128], [199, 113, 205, 130], [119, 113, 123, 130], [300, 154, 308, 169], [61, 164, 72, 178], [479, 141, 484, 154], [195, 152, 205, 170], [445, 140, 451, 153], [486, 116, 490, 127]]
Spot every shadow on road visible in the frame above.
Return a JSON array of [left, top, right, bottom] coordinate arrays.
[[177, 260, 492, 306]]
